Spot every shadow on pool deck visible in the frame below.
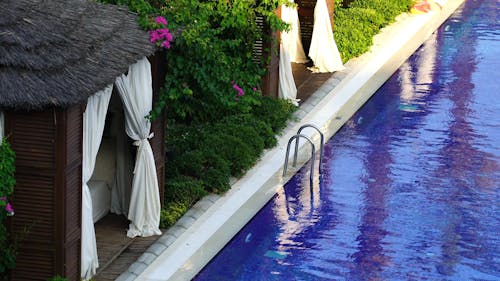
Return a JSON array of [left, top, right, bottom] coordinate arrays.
[[92, 63, 332, 281]]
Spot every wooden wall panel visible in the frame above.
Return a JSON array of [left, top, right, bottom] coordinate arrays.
[[7, 109, 58, 280], [12, 249, 55, 281], [57, 105, 82, 280], [64, 167, 81, 238], [10, 110, 55, 169], [63, 239, 80, 281], [11, 173, 55, 243], [255, 13, 280, 98], [6, 105, 83, 281], [65, 105, 83, 166]]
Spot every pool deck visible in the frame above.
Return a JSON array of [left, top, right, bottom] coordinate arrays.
[[116, 1, 466, 280]]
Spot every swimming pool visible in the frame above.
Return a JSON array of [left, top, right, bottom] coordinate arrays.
[[194, 0, 499, 280]]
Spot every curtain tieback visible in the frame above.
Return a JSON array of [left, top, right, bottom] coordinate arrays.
[[133, 132, 154, 147], [132, 133, 155, 174]]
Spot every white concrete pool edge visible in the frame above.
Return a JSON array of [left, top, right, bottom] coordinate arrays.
[[133, 1, 466, 280]]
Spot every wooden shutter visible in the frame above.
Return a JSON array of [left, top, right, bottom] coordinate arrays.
[[254, 11, 280, 98], [6, 105, 82, 280]]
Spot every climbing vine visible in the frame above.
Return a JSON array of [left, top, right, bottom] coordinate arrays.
[[100, 0, 289, 122], [0, 137, 16, 277]]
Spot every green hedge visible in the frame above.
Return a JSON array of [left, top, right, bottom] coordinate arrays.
[[335, 0, 414, 62], [160, 96, 295, 228]]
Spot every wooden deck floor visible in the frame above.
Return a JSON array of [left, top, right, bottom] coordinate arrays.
[[92, 64, 330, 280], [93, 214, 161, 281], [293, 62, 333, 103]]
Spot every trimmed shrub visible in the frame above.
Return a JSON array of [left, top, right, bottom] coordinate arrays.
[[334, 0, 413, 62]]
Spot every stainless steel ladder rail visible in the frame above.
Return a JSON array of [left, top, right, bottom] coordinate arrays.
[[294, 124, 324, 174], [283, 134, 316, 184]]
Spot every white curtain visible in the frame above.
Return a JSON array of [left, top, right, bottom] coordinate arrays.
[[0, 111, 4, 140], [308, 0, 344, 73], [279, 43, 300, 106], [281, 2, 308, 63], [115, 57, 161, 238], [81, 85, 113, 279]]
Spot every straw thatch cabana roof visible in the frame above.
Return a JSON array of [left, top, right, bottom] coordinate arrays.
[[0, 0, 155, 110]]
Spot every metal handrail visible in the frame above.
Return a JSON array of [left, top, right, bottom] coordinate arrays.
[[294, 124, 324, 174], [283, 134, 316, 184]]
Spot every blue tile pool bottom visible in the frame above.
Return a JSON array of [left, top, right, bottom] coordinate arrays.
[[194, 0, 500, 280]]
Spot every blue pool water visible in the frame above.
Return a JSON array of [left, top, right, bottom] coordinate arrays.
[[194, 0, 500, 280]]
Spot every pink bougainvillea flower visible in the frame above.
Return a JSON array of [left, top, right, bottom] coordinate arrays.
[[0, 196, 6, 201], [6, 202, 13, 212], [149, 18, 174, 49], [165, 32, 173, 42], [161, 40, 171, 49], [253, 87, 257, 92], [158, 28, 170, 36], [149, 30, 161, 43], [6, 202, 14, 216], [232, 82, 245, 97], [155, 16, 168, 26]]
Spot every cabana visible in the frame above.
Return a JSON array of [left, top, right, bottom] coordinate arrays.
[[0, 0, 166, 280], [278, 0, 344, 104]]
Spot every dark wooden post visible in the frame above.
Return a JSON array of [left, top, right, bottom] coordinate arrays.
[[255, 9, 281, 98], [149, 52, 167, 206]]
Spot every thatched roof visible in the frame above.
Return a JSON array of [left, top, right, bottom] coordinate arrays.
[[0, 0, 156, 110]]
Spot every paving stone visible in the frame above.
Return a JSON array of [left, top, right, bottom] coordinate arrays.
[[147, 243, 167, 256], [302, 103, 315, 114], [335, 71, 348, 80], [192, 199, 213, 211], [294, 109, 307, 119], [186, 208, 206, 220], [156, 234, 177, 247], [138, 252, 158, 265], [128, 261, 148, 275], [205, 194, 221, 203], [115, 273, 137, 281], [307, 95, 322, 106], [167, 225, 187, 237], [177, 216, 197, 229]]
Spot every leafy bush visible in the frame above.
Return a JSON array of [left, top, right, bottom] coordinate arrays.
[[160, 202, 190, 228], [0, 138, 16, 277], [348, 0, 414, 22], [334, 0, 413, 62], [161, 96, 295, 224], [164, 176, 207, 205], [101, 0, 288, 122], [250, 96, 296, 134]]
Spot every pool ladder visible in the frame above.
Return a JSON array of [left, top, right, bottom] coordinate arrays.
[[283, 124, 324, 184]]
